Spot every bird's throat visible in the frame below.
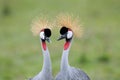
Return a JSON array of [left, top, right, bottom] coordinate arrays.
[[42, 41, 46, 51], [64, 41, 70, 50]]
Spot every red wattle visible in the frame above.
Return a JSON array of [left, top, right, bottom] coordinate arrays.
[[42, 42, 46, 50], [64, 41, 70, 50]]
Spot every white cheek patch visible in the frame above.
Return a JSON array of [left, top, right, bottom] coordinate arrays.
[[40, 32, 45, 39], [67, 31, 73, 39]]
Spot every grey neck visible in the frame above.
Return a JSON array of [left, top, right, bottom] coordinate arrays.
[[61, 40, 72, 72], [40, 40, 52, 74]]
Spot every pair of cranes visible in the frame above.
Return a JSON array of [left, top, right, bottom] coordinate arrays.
[[29, 14, 90, 80]]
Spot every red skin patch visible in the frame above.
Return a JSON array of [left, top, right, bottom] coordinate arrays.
[[64, 41, 70, 50], [42, 42, 46, 50]]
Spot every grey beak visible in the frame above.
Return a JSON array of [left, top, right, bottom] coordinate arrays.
[[57, 34, 66, 41], [46, 37, 51, 43]]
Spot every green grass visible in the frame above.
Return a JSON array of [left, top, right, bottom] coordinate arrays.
[[0, 0, 120, 80]]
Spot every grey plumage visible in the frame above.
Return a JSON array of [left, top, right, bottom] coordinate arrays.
[[29, 48, 53, 80], [55, 67, 90, 80], [29, 28, 53, 80], [55, 27, 90, 80], [55, 49, 90, 80]]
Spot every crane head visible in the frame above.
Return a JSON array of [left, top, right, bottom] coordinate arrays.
[[58, 26, 73, 41], [40, 28, 51, 43]]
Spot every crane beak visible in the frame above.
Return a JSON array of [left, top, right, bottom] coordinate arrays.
[[46, 37, 51, 43], [57, 34, 66, 41]]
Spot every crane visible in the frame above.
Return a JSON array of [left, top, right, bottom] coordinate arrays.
[[55, 14, 90, 80], [29, 18, 53, 80]]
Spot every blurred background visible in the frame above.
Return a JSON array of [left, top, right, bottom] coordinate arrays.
[[0, 0, 120, 80]]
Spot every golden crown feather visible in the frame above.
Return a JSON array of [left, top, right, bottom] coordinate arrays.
[[31, 17, 53, 36], [56, 14, 83, 38]]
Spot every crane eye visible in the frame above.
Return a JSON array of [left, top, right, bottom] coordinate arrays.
[[60, 26, 68, 35], [44, 28, 51, 37]]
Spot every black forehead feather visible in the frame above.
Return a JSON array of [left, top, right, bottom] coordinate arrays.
[[60, 26, 68, 35], [44, 28, 51, 37]]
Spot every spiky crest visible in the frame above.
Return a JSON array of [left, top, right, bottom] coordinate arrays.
[[56, 13, 83, 38], [31, 17, 53, 36]]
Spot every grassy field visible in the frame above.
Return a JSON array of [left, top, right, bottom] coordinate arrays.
[[0, 0, 120, 80]]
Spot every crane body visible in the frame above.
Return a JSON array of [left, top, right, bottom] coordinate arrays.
[[30, 19, 53, 80], [55, 26, 90, 80]]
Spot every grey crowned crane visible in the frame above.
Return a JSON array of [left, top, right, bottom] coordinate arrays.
[[30, 19, 53, 80], [55, 14, 90, 80]]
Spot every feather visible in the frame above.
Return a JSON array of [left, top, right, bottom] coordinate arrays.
[[31, 17, 53, 36], [69, 67, 90, 80], [56, 13, 83, 38]]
